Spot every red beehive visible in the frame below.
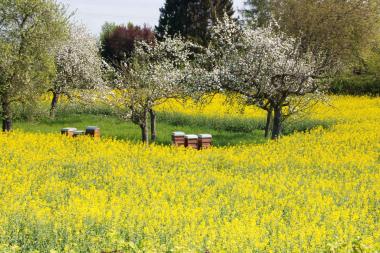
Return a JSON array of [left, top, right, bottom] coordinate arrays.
[[198, 134, 212, 149], [172, 131, 185, 146], [85, 126, 101, 138], [61, 127, 77, 137], [185, 134, 199, 149]]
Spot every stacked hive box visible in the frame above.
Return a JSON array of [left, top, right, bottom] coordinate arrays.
[[73, 130, 85, 137], [198, 134, 212, 149], [61, 128, 77, 137], [86, 126, 101, 138], [185, 134, 199, 149], [172, 131, 185, 146]]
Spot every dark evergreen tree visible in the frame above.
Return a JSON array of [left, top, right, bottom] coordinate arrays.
[[242, 0, 271, 28], [156, 0, 187, 40], [211, 0, 234, 21], [156, 0, 234, 45]]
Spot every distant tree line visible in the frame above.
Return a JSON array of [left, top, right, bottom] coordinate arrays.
[[242, 0, 380, 95], [99, 0, 235, 68]]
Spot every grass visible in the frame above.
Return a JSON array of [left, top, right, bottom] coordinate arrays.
[[13, 101, 334, 147], [14, 113, 267, 146], [159, 111, 334, 135]]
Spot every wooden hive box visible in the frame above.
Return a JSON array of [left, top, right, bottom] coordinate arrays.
[[172, 131, 186, 146], [185, 134, 199, 149], [73, 130, 85, 137], [198, 134, 212, 150], [85, 126, 101, 138], [61, 127, 77, 137]]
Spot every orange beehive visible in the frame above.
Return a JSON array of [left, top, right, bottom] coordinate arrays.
[[61, 127, 77, 137], [185, 134, 199, 149], [85, 126, 101, 138], [198, 134, 212, 149], [172, 131, 186, 146]]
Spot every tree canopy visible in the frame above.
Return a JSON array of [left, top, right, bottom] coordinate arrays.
[[100, 23, 155, 69], [242, 0, 380, 68], [97, 36, 197, 143], [197, 18, 331, 139], [0, 0, 68, 131], [156, 0, 234, 45], [49, 23, 104, 118]]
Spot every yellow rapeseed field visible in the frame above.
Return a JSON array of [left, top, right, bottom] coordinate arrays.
[[156, 94, 266, 120], [0, 96, 379, 252]]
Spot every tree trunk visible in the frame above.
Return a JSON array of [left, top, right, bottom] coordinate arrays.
[[271, 105, 282, 140], [264, 107, 273, 138], [149, 109, 157, 142], [50, 92, 60, 118], [140, 124, 149, 144], [1, 96, 12, 132], [140, 110, 149, 144]]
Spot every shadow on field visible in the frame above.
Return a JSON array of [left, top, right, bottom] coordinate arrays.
[[14, 109, 335, 147]]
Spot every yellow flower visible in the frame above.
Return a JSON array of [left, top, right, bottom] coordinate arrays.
[[0, 95, 378, 252]]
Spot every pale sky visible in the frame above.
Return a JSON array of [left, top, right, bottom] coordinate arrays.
[[58, 0, 246, 36]]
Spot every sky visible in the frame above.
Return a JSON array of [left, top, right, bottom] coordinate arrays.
[[58, 0, 246, 36]]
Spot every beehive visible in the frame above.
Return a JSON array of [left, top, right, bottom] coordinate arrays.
[[61, 128, 77, 137], [73, 130, 85, 137], [198, 134, 212, 149], [85, 126, 101, 138], [185, 134, 199, 149], [172, 131, 186, 146]]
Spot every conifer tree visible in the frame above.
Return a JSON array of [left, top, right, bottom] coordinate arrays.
[[211, 0, 234, 21], [156, 0, 234, 45], [242, 0, 271, 28]]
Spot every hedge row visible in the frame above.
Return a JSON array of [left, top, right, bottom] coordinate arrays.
[[330, 75, 380, 96]]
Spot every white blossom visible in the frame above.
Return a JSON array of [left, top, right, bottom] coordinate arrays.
[[198, 17, 331, 138], [52, 23, 103, 96], [97, 35, 197, 142], [203, 18, 328, 100]]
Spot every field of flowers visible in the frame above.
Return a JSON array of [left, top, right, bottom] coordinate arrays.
[[0, 96, 379, 252]]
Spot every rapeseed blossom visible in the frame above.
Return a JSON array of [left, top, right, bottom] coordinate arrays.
[[0, 96, 378, 252]]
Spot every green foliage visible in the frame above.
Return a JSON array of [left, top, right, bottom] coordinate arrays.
[[242, 0, 380, 68], [156, 0, 234, 45], [330, 32, 380, 96], [242, 0, 271, 28], [0, 0, 69, 130], [330, 75, 380, 96], [12, 101, 48, 122], [99, 22, 117, 46], [211, 0, 235, 22], [100, 23, 155, 68]]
